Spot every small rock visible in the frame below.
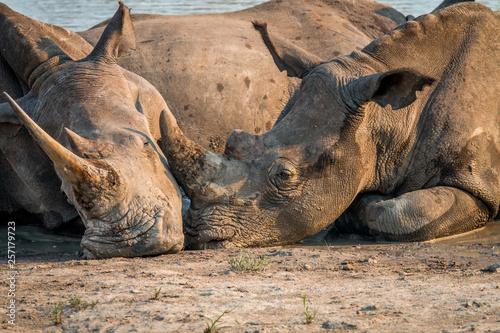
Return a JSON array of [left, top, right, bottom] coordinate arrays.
[[154, 316, 164, 321], [481, 263, 500, 273], [341, 322, 357, 330], [130, 290, 139, 294], [357, 305, 378, 314], [342, 264, 354, 271], [279, 251, 293, 257], [303, 264, 312, 270], [464, 301, 481, 308], [322, 320, 335, 329], [200, 292, 213, 296]]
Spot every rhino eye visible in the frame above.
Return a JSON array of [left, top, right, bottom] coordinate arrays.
[[269, 160, 300, 191], [277, 169, 292, 180], [265, 159, 303, 202]]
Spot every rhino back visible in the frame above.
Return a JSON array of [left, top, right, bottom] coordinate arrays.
[[79, 0, 404, 152]]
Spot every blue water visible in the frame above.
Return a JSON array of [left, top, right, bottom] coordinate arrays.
[[3, 0, 499, 31]]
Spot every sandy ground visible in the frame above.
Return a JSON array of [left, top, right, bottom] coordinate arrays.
[[2, 235, 500, 333]]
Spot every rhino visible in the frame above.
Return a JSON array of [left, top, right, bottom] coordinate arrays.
[[159, 2, 499, 249], [0, 2, 184, 258], [78, 0, 409, 152]]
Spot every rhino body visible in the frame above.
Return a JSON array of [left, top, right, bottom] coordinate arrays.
[[160, 2, 499, 249], [0, 3, 183, 258], [78, 0, 408, 152]]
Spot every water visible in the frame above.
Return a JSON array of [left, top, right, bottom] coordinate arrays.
[[3, 0, 499, 31], [1, 220, 498, 258], [382, 0, 498, 17]]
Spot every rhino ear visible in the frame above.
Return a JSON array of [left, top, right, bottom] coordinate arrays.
[[0, 3, 73, 87], [253, 21, 323, 78], [65, 128, 114, 159], [352, 69, 436, 110], [86, 1, 136, 63]]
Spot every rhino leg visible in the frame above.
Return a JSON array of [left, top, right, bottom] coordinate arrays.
[[341, 187, 490, 241]]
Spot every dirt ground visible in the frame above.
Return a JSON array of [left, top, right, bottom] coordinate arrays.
[[2, 230, 500, 333]]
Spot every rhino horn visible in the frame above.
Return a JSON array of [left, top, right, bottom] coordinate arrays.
[[86, 1, 136, 63], [65, 128, 114, 159], [252, 21, 323, 78], [3, 92, 108, 191], [159, 109, 223, 199]]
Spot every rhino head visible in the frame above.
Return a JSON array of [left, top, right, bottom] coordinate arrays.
[[0, 2, 183, 258], [160, 21, 438, 249]]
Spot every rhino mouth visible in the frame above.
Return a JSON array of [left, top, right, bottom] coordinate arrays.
[[183, 206, 240, 250], [81, 195, 183, 258]]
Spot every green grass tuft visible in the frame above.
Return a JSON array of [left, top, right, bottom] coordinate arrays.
[[204, 307, 235, 333], [228, 249, 270, 272], [301, 294, 318, 324], [53, 301, 64, 325], [151, 287, 162, 300]]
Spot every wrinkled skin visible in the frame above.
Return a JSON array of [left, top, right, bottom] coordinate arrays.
[[0, 3, 183, 258], [160, 2, 499, 249], [78, 0, 410, 152]]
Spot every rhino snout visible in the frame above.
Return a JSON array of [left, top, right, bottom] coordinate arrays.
[[80, 198, 183, 259]]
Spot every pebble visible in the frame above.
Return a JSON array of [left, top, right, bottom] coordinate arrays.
[[322, 320, 335, 329], [358, 305, 378, 313], [481, 263, 500, 273], [464, 301, 482, 308], [342, 264, 354, 271]]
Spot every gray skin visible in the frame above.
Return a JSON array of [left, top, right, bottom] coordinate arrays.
[[0, 3, 183, 258], [78, 0, 410, 153], [160, 2, 499, 249]]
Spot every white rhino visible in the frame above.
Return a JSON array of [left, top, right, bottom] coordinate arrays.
[[0, 3, 183, 258], [160, 2, 499, 249]]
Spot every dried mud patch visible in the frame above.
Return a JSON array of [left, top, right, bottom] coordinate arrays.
[[2, 243, 500, 332]]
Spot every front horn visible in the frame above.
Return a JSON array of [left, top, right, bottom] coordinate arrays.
[[4, 92, 106, 191], [159, 108, 223, 199]]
